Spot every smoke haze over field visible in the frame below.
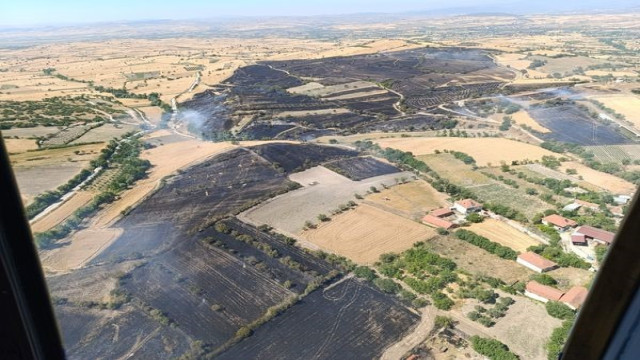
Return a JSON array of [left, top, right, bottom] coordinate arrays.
[[1, 0, 636, 26]]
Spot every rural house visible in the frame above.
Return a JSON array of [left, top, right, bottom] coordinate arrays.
[[429, 207, 454, 218], [453, 199, 482, 214], [575, 199, 600, 211], [525, 281, 564, 303], [517, 252, 558, 273], [422, 214, 456, 230], [571, 234, 587, 246], [613, 195, 631, 205], [542, 214, 578, 231], [572, 225, 615, 245], [560, 286, 588, 310]]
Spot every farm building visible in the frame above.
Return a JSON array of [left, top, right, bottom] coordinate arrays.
[[542, 214, 578, 231], [563, 203, 582, 212], [560, 286, 588, 310], [525, 281, 564, 303], [613, 195, 631, 205], [571, 234, 587, 246], [573, 225, 615, 245], [453, 199, 482, 214], [429, 207, 454, 218], [517, 252, 558, 273], [422, 214, 456, 230]]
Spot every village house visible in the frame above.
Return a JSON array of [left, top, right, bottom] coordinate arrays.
[[429, 207, 454, 218], [560, 286, 589, 310], [453, 199, 482, 214], [572, 225, 615, 246], [525, 281, 564, 303], [422, 214, 456, 230], [541, 214, 578, 231], [517, 252, 558, 273]]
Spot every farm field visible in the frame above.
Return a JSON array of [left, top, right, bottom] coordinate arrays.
[[39, 228, 123, 272], [377, 137, 555, 166], [512, 109, 550, 133], [419, 153, 492, 186], [30, 190, 95, 233], [467, 219, 540, 252], [365, 180, 448, 219], [459, 292, 561, 360], [586, 144, 640, 164], [559, 161, 637, 194], [218, 278, 419, 360], [324, 156, 400, 181], [9, 143, 106, 203], [69, 123, 138, 144], [428, 236, 530, 283], [472, 182, 555, 219], [300, 203, 435, 264], [548, 267, 594, 291], [590, 95, 640, 129], [1, 126, 60, 138], [3, 138, 39, 153], [241, 166, 412, 234]]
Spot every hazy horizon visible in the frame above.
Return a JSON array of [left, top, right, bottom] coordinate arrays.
[[1, 0, 636, 27]]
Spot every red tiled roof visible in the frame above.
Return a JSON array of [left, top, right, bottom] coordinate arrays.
[[571, 234, 587, 244], [518, 252, 558, 270], [526, 281, 564, 301], [422, 214, 455, 230], [456, 199, 482, 209], [575, 225, 615, 244], [542, 214, 577, 228], [430, 208, 454, 218], [560, 286, 588, 309]]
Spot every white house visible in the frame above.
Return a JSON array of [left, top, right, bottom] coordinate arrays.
[[453, 199, 483, 214]]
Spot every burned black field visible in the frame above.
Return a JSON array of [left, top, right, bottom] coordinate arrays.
[[53, 143, 419, 359], [217, 278, 419, 360], [325, 156, 400, 181], [180, 47, 514, 141]]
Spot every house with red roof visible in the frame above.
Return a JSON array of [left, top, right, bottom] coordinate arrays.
[[453, 199, 482, 214], [560, 286, 588, 310], [422, 214, 456, 230], [429, 208, 454, 218], [517, 252, 558, 273], [542, 214, 578, 231], [525, 281, 564, 303], [572, 225, 615, 245]]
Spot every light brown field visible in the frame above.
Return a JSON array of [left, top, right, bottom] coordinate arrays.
[[467, 219, 540, 252], [300, 203, 435, 264], [420, 154, 492, 186], [590, 95, 640, 129], [10, 143, 106, 203], [138, 106, 164, 125], [0, 126, 60, 138], [364, 180, 448, 219], [3, 138, 39, 153], [39, 228, 123, 272], [548, 267, 594, 291], [512, 110, 550, 133], [376, 137, 555, 166], [559, 161, 637, 194], [428, 236, 530, 283], [30, 190, 95, 233], [69, 123, 138, 144]]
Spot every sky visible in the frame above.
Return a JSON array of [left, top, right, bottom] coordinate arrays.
[[1, 0, 507, 26], [0, 0, 630, 27]]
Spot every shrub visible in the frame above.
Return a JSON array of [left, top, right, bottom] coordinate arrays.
[[354, 266, 377, 281], [466, 212, 484, 223], [435, 315, 454, 329], [431, 291, 454, 310], [530, 273, 557, 286], [411, 298, 429, 308], [399, 290, 417, 302], [317, 214, 330, 222], [546, 301, 575, 320], [455, 229, 518, 260], [373, 278, 401, 294], [470, 336, 519, 360]]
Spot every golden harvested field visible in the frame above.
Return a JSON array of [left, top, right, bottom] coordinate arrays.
[[494, 53, 531, 71], [365, 180, 448, 219], [467, 219, 540, 252], [428, 236, 530, 283], [511, 110, 550, 133], [0, 126, 60, 138], [419, 154, 491, 186], [300, 203, 435, 264], [138, 106, 164, 125], [30, 190, 95, 233], [559, 161, 637, 195], [548, 267, 594, 291], [376, 137, 555, 166], [39, 228, 123, 272], [3, 138, 39, 153], [590, 95, 640, 129]]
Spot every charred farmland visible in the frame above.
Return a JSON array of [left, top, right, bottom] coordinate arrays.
[[52, 143, 418, 359], [180, 47, 514, 141]]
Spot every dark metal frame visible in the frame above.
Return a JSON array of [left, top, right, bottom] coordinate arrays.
[[0, 138, 66, 359]]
